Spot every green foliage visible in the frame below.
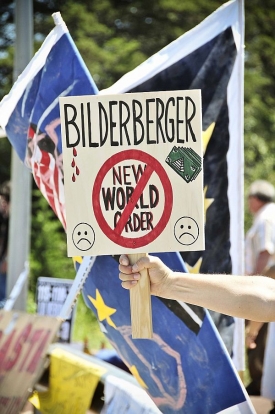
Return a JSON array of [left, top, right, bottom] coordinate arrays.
[[27, 282, 108, 349], [0, 138, 11, 182], [29, 187, 75, 293], [1, 0, 275, 343], [29, 187, 108, 349], [72, 294, 109, 349], [242, 0, 275, 229], [0, 1, 14, 98], [27, 290, 37, 314], [56, 0, 224, 90]]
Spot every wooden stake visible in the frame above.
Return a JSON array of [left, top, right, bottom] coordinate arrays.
[[128, 253, 153, 339]]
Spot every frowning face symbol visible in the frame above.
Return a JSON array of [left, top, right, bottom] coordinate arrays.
[[174, 217, 199, 246], [72, 223, 95, 251]]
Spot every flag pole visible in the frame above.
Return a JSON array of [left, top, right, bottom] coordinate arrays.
[[6, 0, 33, 310]]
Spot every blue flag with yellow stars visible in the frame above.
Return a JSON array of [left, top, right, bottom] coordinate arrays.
[[80, 251, 253, 413]]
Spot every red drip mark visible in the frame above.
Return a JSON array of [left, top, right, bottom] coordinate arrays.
[[71, 148, 79, 182]]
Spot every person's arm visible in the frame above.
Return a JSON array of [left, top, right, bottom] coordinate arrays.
[[254, 250, 270, 274], [119, 254, 275, 322]]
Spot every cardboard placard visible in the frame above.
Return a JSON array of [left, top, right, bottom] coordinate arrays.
[[60, 90, 204, 257], [36, 277, 76, 343], [0, 310, 60, 414], [60, 90, 204, 338]]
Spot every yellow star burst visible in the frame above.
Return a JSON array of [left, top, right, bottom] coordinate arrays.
[[88, 290, 117, 329], [202, 122, 215, 154], [73, 256, 82, 266], [185, 257, 203, 274], [129, 365, 148, 388], [204, 186, 214, 221]]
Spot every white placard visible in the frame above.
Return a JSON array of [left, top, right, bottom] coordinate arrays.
[[60, 90, 205, 256], [36, 277, 76, 343]]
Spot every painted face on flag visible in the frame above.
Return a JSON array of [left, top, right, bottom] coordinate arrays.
[[1, 29, 98, 231], [27, 122, 66, 227]]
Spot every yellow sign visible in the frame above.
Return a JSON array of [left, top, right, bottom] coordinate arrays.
[[30, 347, 106, 414]]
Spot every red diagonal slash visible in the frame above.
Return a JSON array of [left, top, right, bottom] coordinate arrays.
[[92, 149, 173, 249], [114, 165, 154, 235]]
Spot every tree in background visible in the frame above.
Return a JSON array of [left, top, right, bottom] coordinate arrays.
[[29, 189, 75, 291], [0, 0, 275, 283], [244, 0, 275, 229]]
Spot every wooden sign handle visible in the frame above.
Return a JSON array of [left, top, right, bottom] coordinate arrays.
[[128, 253, 153, 339]]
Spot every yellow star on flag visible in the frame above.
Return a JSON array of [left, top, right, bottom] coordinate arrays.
[[204, 186, 214, 221], [88, 290, 117, 329], [202, 122, 215, 154], [73, 256, 82, 266], [129, 365, 148, 389], [185, 257, 203, 274]]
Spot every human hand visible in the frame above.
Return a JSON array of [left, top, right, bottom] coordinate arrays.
[[245, 330, 257, 350], [245, 325, 258, 349], [245, 321, 264, 349], [119, 254, 175, 298]]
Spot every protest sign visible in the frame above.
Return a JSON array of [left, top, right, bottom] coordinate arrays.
[[0, 310, 60, 414], [60, 90, 204, 257], [36, 277, 76, 343], [60, 90, 205, 337]]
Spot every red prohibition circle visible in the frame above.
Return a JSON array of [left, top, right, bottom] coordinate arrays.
[[92, 149, 173, 249]]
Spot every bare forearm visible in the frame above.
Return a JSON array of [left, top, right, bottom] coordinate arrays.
[[119, 254, 275, 322], [167, 273, 275, 322]]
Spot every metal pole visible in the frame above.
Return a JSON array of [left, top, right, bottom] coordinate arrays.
[[6, 0, 33, 310]]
